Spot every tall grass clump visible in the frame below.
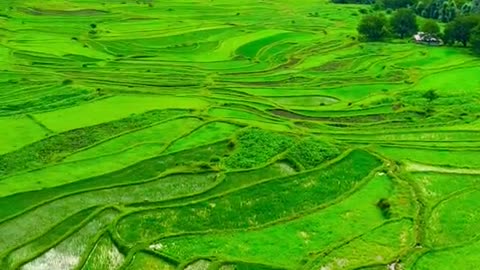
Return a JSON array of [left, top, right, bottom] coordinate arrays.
[[287, 138, 341, 169], [224, 128, 295, 169]]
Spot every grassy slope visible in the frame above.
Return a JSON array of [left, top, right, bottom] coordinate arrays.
[[0, 0, 479, 269]]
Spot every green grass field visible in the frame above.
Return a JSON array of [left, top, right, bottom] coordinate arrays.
[[1, 0, 480, 269]]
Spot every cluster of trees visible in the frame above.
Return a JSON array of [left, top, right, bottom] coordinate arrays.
[[444, 14, 480, 48], [334, 0, 480, 23], [413, 0, 480, 22], [357, 8, 480, 53], [472, 25, 480, 53], [357, 9, 420, 40]]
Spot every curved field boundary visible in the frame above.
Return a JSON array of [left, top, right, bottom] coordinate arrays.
[[410, 235, 480, 270], [121, 249, 180, 270], [62, 115, 204, 162], [0, 206, 117, 267], [404, 162, 480, 174], [3, 1, 480, 268], [0, 140, 229, 223], [119, 147, 358, 213], [0, 207, 98, 266], [17, 207, 119, 270], [112, 149, 384, 246], [119, 165, 385, 266], [2, 172, 219, 246], [0, 109, 191, 178], [303, 217, 415, 270]]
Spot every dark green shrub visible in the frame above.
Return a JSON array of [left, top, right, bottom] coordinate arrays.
[[224, 129, 294, 169], [287, 138, 341, 169], [210, 155, 221, 163], [444, 15, 480, 46], [423, 89, 439, 101], [62, 79, 73, 85], [471, 25, 480, 54], [390, 8, 418, 38], [384, 0, 415, 9], [357, 13, 389, 41], [421, 19, 441, 37], [377, 198, 392, 218]]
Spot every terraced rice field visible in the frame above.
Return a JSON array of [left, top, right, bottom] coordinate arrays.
[[1, 0, 480, 269]]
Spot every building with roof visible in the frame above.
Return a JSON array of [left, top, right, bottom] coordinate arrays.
[[413, 32, 443, 46]]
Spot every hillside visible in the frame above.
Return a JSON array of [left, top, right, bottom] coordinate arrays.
[[1, 0, 480, 269]]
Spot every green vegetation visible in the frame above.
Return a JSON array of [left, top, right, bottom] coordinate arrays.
[[18, 208, 118, 270], [117, 150, 382, 243], [126, 252, 176, 270], [444, 15, 480, 46], [358, 13, 390, 41], [82, 234, 124, 270], [390, 8, 419, 38], [224, 129, 295, 169], [287, 138, 341, 169], [0, 109, 188, 175], [156, 175, 403, 269], [471, 25, 480, 53], [353, 0, 480, 54], [421, 19, 441, 36], [0, 0, 479, 269]]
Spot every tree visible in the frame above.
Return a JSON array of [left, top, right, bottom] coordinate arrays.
[[437, 0, 457, 22], [421, 19, 441, 36], [417, 0, 458, 22], [384, 0, 415, 9], [415, 1, 427, 15], [419, 0, 443, 19], [473, 0, 480, 13], [390, 8, 419, 38], [357, 13, 389, 41], [444, 15, 480, 46], [331, 0, 373, 4], [460, 2, 472, 15], [471, 26, 480, 53], [373, 0, 385, 10], [423, 89, 440, 101]]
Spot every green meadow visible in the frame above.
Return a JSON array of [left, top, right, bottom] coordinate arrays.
[[0, 0, 480, 269]]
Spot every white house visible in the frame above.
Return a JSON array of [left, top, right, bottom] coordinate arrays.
[[413, 32, 443, 46]]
